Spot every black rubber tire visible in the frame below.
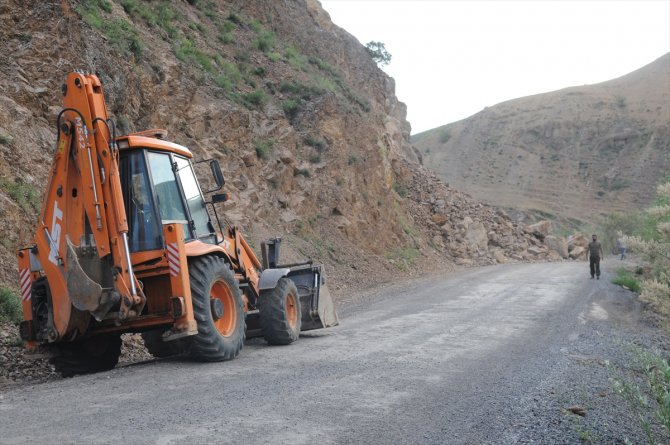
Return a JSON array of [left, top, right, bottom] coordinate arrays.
[[51, 334, 122, 377], [188, 255, 245, 361], [141, 330, 190, 358], [259, 277, 301, 345]]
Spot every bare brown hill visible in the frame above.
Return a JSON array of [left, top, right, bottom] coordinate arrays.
[[0, 0, 558, 302], [414, 54, 670, 226]]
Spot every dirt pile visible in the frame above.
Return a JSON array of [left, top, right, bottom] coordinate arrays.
[[414, 53, 670, 225]]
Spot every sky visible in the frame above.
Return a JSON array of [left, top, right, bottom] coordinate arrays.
[[320, 1, 670, 134]]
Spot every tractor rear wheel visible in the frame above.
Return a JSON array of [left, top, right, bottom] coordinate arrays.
[[259, 277, 301, 345], [51, 333, 122, 377], [188, 255, 245, 361], [141, 330, 190, 358]]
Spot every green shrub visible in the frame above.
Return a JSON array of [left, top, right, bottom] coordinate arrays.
[[304, 135, 327, 151], [348, 154, 358, 165], [219, 60, 241, 83], [284, 45, 307, 70], [227, 12, 242, 25], [294, 168, 310, 178], [253, 30, 275, 52], [218, 33, 234, 44], [243, 89, 266, 108], [215, 75, 233, 90], [254, 139, 274, 159], [394, 182, 408, 198], [439, 128, 451, 144], [309, 154, 321, 164], [281, 99, 300, 118], [252, 66, 266, 77], [0, 287, 23, 324], [612, 268, 641, 292], [248, 19, 263, 32], [0, 133, 12, 145], [308, 56, 341, 79]]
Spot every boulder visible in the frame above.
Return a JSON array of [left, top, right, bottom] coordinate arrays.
[[527, 220, 553, 236], [544, 235, 569, 258], [569, 245, 586, 260], [568, 234, 589, 251], [465, 221, 488, 251], [491, 248, 507, 263]]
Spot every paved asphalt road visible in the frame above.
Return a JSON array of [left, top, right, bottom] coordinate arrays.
[[0, 261, 649, 444]]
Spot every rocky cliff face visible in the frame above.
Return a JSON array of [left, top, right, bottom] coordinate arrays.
[[414, 54, 670, 226], [0, 0, 557, 295]]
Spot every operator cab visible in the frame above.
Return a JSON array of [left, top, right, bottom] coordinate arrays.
[[116, 131, 220, 252]]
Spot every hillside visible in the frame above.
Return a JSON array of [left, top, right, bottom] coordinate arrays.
[[0, 0, 560, 300], [414, 53, 670, 226]]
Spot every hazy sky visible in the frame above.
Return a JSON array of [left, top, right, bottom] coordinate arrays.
[[320, 1, 670, 134]]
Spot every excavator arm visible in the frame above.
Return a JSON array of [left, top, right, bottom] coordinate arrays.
[[30, 72, 145, 341]]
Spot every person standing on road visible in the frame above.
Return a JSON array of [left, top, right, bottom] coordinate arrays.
[[588, 234, 604, 279], [617, 237, 627, 260]]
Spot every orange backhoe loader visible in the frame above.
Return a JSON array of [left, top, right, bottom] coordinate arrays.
[[16, 72, 338, 376]]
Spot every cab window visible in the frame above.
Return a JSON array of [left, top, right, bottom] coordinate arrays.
[[146, 152, 191, 239], [120, 152, 161, 252], [175, 156, 213, 239]]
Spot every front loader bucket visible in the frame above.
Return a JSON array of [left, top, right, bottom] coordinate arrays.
[[314, 283, 339, 328], [286, 264, 339, 331]]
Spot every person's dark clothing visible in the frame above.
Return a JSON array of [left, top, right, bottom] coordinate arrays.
[[588, 240, 603, 278], [589, 255, 601, 278]]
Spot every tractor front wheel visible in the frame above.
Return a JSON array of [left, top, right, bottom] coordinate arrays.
[[259, 277, 301, 345], [142, 329, 190, 358], [188, 255, 245, 361], [51, 333, 122, 377]]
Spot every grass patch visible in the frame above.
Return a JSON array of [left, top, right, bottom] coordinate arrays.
[[77, 0, 143, 59], [612, 268, 641, 292], [254, 139, 274, 159], [611, 343, 670, 443], [284, 45, 307, 71], [0, 287, 23, 324], [385, 247, 420, 271], [174, 38, 213, 72], [0, 178, 40, 213]]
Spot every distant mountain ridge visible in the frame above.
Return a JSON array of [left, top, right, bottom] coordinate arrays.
[[414, 53, 670, 224]]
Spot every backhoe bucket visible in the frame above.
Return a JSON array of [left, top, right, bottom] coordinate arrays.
[[286, 264, 339, 331]]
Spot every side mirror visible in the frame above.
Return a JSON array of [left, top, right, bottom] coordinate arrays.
[[210, 160, 225, 188]]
